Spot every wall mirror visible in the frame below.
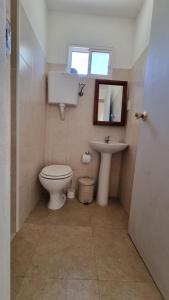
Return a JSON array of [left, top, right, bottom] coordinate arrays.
[[93, 80, 128, 126]]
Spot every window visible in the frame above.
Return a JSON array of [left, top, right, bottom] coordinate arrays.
[[67, 46, 112, 77]]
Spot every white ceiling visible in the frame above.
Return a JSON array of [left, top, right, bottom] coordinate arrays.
[[46, 0, 145, 18]]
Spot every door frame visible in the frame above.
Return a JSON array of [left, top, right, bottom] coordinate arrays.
[[0, 0, 11, 299]]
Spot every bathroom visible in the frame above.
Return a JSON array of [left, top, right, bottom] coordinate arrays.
[[1, 0, 169, 299]]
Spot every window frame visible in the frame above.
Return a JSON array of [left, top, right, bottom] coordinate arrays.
[[67, 46, 112, 78]]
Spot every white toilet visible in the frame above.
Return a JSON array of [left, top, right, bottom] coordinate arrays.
[[39, 165, 73, 210]]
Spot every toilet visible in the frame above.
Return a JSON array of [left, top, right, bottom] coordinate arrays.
[[39, 165, 73, 210]]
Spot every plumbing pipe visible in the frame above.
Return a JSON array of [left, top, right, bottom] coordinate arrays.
[[59, 103, 66, 121]]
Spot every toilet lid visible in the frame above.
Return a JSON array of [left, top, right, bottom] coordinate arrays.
[[41, 165, 72, 178]]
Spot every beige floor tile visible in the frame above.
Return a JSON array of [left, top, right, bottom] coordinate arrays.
[[15, 278, 100, 300], [99, 280, 163, 300], [67, 280, 100, 300], [11, 223, 43, 246], [25, 199, 50, 225], [66, 198, 92, 210], [96, 254, 153, 282], [26, 225, 97, 279], [46, 199, 93, 227], [15, 277, 66, 300], [11, 223, 44, 277], [42, 279, 67, 300], [93, 227, 137, 257], [37, 225, 93, 254], [26, 249, 97, 280], [91, 202, 128, 229], [26, 198, 128, 228], [12, 199, 161, 299], [11, 276, 24, 300]]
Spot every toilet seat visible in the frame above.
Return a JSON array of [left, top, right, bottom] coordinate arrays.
[[40, 165, 73, 180]]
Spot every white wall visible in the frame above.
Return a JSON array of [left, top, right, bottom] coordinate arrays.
[[47, 12, 135, 69], [19, 0, 154, 67], [133, 0, 154, 64], [20, 0, 47, 54]]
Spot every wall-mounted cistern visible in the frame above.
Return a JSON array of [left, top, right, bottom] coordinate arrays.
[[90, 139, 128, 206], [47, 72, 80, 121]]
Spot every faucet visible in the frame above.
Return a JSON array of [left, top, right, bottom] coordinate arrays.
[[104, 136, 110, 143]]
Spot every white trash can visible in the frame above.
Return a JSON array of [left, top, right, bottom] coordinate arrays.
[[78, 177, 95, 204]]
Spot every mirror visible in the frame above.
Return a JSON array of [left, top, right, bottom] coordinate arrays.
[[93, 80, 128, 126]]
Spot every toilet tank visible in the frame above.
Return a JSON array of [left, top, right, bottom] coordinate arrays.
[[48, 71, 79, 106]]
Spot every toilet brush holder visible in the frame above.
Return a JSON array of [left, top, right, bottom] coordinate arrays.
[[67, 188, 75, 199]]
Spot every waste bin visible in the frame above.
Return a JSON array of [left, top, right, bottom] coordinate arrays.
[[78, 177, 95, 204]]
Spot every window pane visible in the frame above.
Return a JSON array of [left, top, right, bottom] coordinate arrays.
[[91, 52, 110, 75], [70, 51, 89, 75]]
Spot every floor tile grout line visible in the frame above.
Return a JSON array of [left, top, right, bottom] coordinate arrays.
[[15, 274, 159, 283], [16, 276, 158, 283], [91, 223, 102, 300]]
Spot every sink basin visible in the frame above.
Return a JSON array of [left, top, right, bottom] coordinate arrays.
[[90, 140, 128, 206], [89, 141, 128, 154]]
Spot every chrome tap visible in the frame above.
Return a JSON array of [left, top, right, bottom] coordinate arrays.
[[104, 136, 110, 143]]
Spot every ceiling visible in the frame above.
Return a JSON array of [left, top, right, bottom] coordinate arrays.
[[46, 0, 145, 18]]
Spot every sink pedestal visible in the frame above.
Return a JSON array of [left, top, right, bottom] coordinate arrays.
[[89, 140, 128, 207], [97, 153, 112, 206]]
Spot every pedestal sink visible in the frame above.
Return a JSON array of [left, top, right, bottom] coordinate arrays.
[[90, 141, 128, 206]]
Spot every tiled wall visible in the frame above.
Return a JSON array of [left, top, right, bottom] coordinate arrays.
[[45, 64, 129, 198], [17, 5, 46, 228], [119, 49, 148, 213]]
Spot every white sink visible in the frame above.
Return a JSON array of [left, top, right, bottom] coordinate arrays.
[[90, 141, 128, 154], [89, 140, 128, 206]]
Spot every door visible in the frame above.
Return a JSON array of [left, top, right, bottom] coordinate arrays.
[[0, 0, 11, 299], [129, 0, 169, 299]]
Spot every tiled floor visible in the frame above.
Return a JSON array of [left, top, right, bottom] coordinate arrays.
[[11, 199, 163, 299]]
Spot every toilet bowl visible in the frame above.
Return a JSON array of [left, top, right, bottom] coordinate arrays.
[[39, 165, 73, 210]]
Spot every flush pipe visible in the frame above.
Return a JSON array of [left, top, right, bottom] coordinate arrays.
[[59, 103, 66, 121]]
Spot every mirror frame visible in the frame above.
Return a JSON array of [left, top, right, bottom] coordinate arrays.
[[93, 79, 128, 126]]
